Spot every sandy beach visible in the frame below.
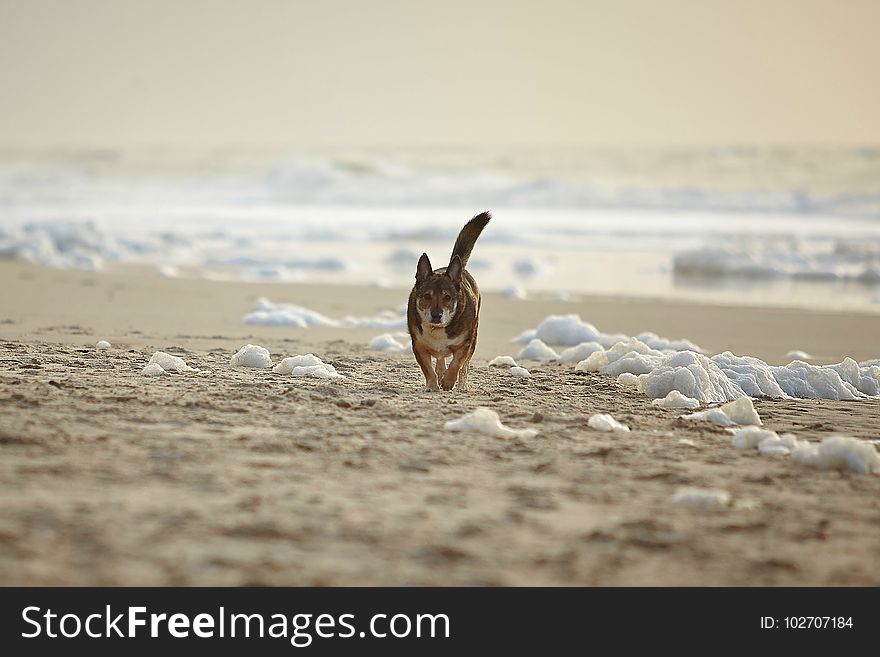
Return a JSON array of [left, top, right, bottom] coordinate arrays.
[[0, 260, 878, 586]]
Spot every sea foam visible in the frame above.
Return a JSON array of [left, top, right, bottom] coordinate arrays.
[[230, 344, 273, 368], [444, 408, 539, 439]]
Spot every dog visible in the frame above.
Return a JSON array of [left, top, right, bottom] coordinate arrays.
[[408, 212, 490, 392]]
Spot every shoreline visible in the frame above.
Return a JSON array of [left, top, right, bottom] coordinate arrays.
[[2, 261, 878, 364]]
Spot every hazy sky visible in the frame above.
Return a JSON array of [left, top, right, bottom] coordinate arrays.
[[1, 0, 878, 148]]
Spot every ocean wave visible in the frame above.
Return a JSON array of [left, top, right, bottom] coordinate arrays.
[[673, 239, 880, 283], [2, 149, 880, 312], [3, 148, 880, 216]]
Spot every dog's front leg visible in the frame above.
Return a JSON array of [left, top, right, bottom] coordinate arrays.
[[413, 343, 440, 392], [440, 346, 468, 391], [434, 357, 447, 381], [457, 337, 477, 392], [457, 361, 470, 392]]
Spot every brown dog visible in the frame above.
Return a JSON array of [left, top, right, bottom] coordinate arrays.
[[408, 212, 490, 391]]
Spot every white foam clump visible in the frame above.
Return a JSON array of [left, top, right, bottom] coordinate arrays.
[[635, 349, 745, 403], [143, 351, 197, 375], [489, 355, 518, 367], [756, 433, 801, 455], [368, 333, 409, 351], [718, 353, 880, 400], [587, 413, 630, 433], [517, 339, 559, 362], [500, 284, 527, 300], [731, 428, 879, 473], [652, 390, 700, 410], [243, 297, 338, 327], [575, 339, 731, 400], [617, 372, 640, 389], [792, 436, 880, 475], [576, 337, 666, 376], [731, 426, 779, 449], [513, 314, 702, 351], [341, 305, 408, 329], [707, 352, 787, 398], [273, 353, 342, 379], [142, 363, 168, 376], [785, 350, 814, 360], [635, 332, 704, 352], [557, 341, 604, 363], [273, 353, 323, 373], [715, 353, 879, 400], [512, 329, 537, 343], [292, 364, 342, 379], [243, 297, 407, 330], [672, 487, 731, 510], [96, 340, 111, 350], [444, 408, 539, 439], [803, 359, 871, 398], [513, 314, 618, 347], [577, 337, 880, 402], [230, 344, 273, 368], [681, 396, 762, 426], [510, 366, 531, 378]]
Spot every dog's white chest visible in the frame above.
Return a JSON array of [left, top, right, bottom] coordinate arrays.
[[420, 324, 464, 357]]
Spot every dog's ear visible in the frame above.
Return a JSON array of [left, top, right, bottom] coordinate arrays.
[[447, 255, 463, 284], [416, 253, 432, 281]]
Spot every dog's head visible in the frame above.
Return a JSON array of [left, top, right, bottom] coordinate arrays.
[[413, 253, 463, 327]]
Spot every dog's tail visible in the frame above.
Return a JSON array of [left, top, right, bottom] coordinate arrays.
[[449, 211, 491, 269]]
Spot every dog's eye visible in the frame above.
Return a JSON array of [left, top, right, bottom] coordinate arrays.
[[422, 293, 431, 300], [443, 293, 451, 302]]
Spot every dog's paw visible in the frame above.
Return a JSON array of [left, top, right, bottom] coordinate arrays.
[[439, 373, 457, 391], [425, 380, 440, 392]]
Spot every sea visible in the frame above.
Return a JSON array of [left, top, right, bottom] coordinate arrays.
[[2, 145, 879, 312]]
